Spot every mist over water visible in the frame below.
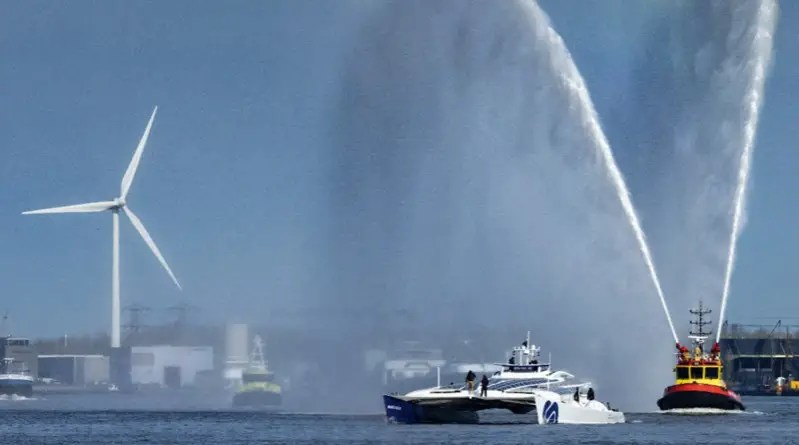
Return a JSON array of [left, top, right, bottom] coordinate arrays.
[[256, 0, 779, 414], [317, 0, 670, 412]]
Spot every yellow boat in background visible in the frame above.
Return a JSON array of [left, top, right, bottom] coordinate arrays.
[[232, 335, 282, 407]]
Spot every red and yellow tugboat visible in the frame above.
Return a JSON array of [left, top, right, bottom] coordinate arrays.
[[657, 302, 744, 411]]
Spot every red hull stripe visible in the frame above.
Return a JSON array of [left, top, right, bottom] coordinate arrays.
[[664, 383, 742, 402]]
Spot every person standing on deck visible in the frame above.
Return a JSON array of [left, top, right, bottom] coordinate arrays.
[[480, 375, 489, 397], [465, 370, 476, 393]]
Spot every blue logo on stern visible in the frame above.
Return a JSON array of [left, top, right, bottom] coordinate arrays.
[[543, 401, 559, 424]]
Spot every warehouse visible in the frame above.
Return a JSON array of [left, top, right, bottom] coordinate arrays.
[[130, 345, 213, 388], [38, 355, 110, 385]]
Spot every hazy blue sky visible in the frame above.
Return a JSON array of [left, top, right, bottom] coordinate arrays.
[[1, 1, 796, 338]]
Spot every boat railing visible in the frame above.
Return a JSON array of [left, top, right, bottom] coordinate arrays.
[[487, 377, 556, 392], [0, 358, 30, 376], [432, 380, 461, 389], [494, 362, 551, 373]]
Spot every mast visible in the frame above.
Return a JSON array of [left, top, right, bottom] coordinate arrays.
[[688, 301, 712, 349], [250, 335, 267, 371]]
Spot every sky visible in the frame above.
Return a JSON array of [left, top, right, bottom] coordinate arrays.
[[1, 0, 797, 343]]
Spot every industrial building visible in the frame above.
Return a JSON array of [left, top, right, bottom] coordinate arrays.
[[38, 355, 110, 385], [130, 345, 213, 388], [721, 322, 799, 389]]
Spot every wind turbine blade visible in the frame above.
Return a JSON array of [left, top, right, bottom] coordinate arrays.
[[22, 201, 117, 215], [120, 106, 158, 199], [123, 206, 182, 291]]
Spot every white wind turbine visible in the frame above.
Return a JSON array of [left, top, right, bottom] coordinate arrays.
[[23, 106, 181, 348]]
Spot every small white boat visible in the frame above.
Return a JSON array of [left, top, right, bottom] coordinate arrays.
[[0, 345, 34, 399], [383, 332, 624, 425], [534, 387, 625, 425]]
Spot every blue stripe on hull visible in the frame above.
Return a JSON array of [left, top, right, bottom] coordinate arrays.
[[382, 395, 479, 424], [0, 379, 32, 386], [383, 395, 421, 424]]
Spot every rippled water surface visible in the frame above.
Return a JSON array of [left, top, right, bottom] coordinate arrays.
[[0, 395, 796, 444]]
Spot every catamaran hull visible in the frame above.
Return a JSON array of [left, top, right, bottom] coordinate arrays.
[[383, 395, 478, 424], [657, 384, 744, 411]]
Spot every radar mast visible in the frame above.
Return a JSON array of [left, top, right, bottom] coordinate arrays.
[[688, 301, 712, 350]]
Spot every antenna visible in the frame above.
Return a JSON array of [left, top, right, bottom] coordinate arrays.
[[250, 334, 267, 370]]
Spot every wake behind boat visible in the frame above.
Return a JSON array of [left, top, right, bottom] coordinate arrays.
[[383, 333, 624, 424]]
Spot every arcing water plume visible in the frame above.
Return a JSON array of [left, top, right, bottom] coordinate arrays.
[[523, 1, 679, 344], [325, 0, 672, 411], [716, 0, 777, 343], [601, 0, 779, 336]]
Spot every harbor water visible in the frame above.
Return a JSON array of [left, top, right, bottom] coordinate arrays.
[[0, 395, 796, 444]]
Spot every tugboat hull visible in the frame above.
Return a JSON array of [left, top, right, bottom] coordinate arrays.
[[232, 390, 281, 407], [657, 383, 744, 411]]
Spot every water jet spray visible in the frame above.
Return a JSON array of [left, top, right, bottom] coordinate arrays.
[[716, 0, 777, 344], [526, 0, 679, 344]]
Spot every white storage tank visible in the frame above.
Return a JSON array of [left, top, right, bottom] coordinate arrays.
[[225, 323, 249, 365]]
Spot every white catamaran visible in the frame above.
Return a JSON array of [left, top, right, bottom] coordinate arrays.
[[382, 332, 624, 424]]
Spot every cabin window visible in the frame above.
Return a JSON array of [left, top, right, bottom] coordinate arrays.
[[705, 367, 719, 379], [676, 367, 689, 379], [691, 367, 703, 379]]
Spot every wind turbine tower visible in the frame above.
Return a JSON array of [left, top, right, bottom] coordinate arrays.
[[23, 106, 182, 348]]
